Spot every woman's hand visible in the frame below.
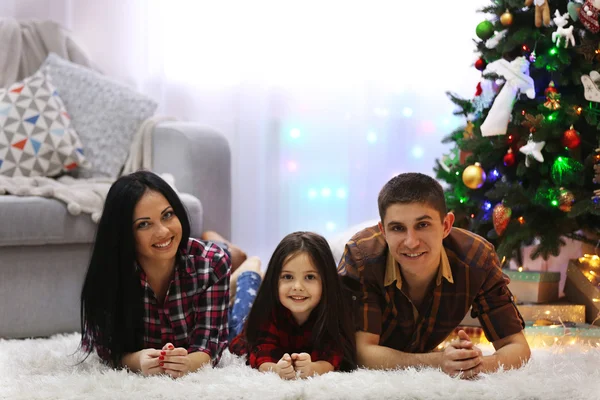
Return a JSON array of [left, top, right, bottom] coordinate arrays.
[[136, 349, 164, 376], [160, 342, 192, 378]]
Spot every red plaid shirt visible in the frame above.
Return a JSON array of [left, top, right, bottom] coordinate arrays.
[[94, 238, 230, 365], [229, 308, 343, 370]]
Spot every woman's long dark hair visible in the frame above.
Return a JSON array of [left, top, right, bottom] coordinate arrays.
[[80, 171, 191, 367], [245, 231, 357, 371]]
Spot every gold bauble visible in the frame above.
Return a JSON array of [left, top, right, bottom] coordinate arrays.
[[462, 162, 486, 189], [500, 10, 513, 26], [559, 187, 575, 212]]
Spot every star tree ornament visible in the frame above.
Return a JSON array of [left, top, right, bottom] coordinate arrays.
[[480, 57, 536, 137], [520, 134, 546, 167]]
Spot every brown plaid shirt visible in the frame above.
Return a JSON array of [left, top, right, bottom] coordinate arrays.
[[337, 226, 524, 353]]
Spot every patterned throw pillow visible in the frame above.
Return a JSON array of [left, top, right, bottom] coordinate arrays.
[[0, 71, 89, 177], [43, 53, 158, 178]]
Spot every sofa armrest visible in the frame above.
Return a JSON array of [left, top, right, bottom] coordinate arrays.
[[151, 121, 231, 239]]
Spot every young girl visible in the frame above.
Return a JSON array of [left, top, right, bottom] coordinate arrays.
[[230, 231, 356, 379], [80, 171, 261, 378]]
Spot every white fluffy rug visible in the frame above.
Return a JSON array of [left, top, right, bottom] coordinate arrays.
[[1, 333, 599, 400]]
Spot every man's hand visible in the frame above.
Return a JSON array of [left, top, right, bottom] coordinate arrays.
[[275, 353, 296, 380], [160, 342, 192, 379], [137, 349, 164, 376], [440, 330, 483, 379], [291, 353, 314, 378]]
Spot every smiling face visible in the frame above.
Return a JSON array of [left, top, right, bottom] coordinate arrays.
[[379, 202, 454, 283], [133, 190, 182, 270], [278, 252, 323, 325]]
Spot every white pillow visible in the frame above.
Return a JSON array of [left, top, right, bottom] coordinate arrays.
[[42, 53, 158, 178], [0, 71, 90, 177]]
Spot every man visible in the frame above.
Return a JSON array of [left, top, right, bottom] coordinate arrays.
[[337, 173, 530, 378]]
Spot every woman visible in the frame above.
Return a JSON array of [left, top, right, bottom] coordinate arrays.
[[80, 171, 261, 378]]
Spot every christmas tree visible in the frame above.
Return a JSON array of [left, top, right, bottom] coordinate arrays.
[[436, 0, 600, 262]]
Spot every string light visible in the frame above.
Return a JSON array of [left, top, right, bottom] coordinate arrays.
[[576, 106, 583, 115], [552, 156, 584, 185], [518, 216, 526, 224], [484, 201, 492, 211], [518, 266, 524, 272], [549, 47, 558, 56]]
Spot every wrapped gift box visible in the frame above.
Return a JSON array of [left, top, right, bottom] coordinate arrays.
[[516, 302, 585, 323], [564, 256, 600, 326], [504, 269, 561, 304]]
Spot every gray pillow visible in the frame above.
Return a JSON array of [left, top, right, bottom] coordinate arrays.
[[42, 53, 158, 178]]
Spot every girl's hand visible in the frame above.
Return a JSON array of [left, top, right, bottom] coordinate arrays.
[[137, 349, 164, 376], [160, 342, 191, 378], [275, 353, 296, 380], [291, 353, 314, 378]]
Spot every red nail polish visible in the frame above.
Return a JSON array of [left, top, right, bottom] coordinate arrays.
[[160, 351, 166, 356], [168, 345, 174, 349], [159, 362, 164, 366], [159, 355, 164, 360]]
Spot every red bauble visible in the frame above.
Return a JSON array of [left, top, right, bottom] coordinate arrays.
[[475, 58, 487, 71], [503, 149, 516, 167], [562, 127, 581, 149]]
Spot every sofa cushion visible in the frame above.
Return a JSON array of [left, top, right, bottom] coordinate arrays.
[[0, 193, 203, 247], [42, 53, 158, 179], [0, 71, 90, 177]]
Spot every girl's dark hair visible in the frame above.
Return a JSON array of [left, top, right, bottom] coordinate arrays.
[[80, 171, 191, 367], [245, 231, 357, 371]]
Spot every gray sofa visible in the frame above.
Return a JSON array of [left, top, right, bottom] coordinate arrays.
[[0, 121, 231, 339]]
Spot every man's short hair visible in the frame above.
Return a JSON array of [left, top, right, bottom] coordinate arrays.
[[378, 173, 447, 222]]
